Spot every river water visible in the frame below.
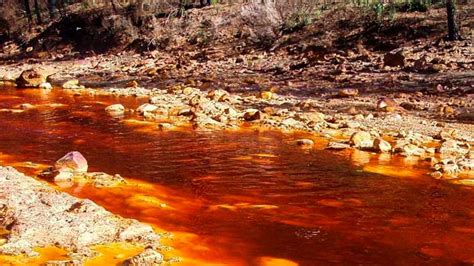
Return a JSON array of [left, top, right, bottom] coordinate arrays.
[[1, 88, 474, 265]]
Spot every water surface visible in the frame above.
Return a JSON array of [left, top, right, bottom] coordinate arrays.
[[0, 88, 474, 265]]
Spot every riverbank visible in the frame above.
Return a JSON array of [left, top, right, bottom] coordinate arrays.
[[0, 166, 165, 265]]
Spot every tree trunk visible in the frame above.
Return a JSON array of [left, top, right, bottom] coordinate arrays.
[[24, 0, 33, 25], [47, 0, 57, 19], [446, 0, 461, 41], [33, 0, 42, 24]]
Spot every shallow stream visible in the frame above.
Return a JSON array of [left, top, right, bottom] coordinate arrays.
[[0, 88, 474, 265]]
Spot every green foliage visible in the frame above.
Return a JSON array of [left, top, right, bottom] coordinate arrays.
[[81, 1, 90, 9], [396, 0, 433, 12], [282, 10, 314, 34]]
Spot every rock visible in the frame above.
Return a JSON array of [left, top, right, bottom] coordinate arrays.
[[438, 140, 469, 157], [281, 118, 304, 129], [436, 129, 460, 140], [16, 69, 46, 88], [191, 114, 224, 129], [243, 109, 262, 121], [54, 171, 74, 182], [0, 166, 160, 256], [207, 89, 229, 102], [136, 104, 158, 115], [177, 107, 194, 117], [376, 97, 398, 112], [224, 107, 239, 120], [372, 138, 392, 153], [126, 80, 139, 88], [149, 96, 166, 105], [54, 151, 88, 173], [77, 172, 126, 187], [125, 248, 163, 266], [189, 95, 208, 107], [327, 142, 350, 150], [350, 131, 373, 149], [44, 259, 82, 266], [105, 104, 125, 115], [383, 49, 405, 67], [430, 171, 443, 179], [458, 159, 474, 171], [260, 91, 273, 100], [1, 73, 15, 81], [398, 144, 425, 157], [296, 139, 314, 146], [62, 79, 80, 89], [344, 121, 360, 129], [39, 82, 53, 90], [400, 102, 417, 111], [182, 87, 199, 96], [19, 103, 34, 110], [338, 89, 358, 97], [307, 112, 326, 122], [438, 105, 455, 115], [157, 123, 173, 130]]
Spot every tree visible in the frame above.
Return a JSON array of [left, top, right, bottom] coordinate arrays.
[[446, 0, 461, 41], [23, 0, 33, 25], [33, 0, 42, 24]]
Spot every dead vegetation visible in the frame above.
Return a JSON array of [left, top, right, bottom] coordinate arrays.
[[0, 0, 471, 57]]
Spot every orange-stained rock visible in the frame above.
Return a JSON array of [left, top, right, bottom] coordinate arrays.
[[16, 69, 46, 88], [54, 151, 88, 173]]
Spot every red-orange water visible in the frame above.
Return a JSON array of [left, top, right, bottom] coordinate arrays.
[[1, 88, 474, 265]]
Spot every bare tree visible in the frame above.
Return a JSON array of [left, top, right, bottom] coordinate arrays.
[[33, 0, 42, 24], [446, 0, 461, 41], [23, 0, 33, 25]]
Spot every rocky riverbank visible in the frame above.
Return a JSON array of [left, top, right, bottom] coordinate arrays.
[[0, 166, 164, 265]]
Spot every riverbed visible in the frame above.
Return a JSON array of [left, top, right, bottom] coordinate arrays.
[[1, 88, 474, 265]]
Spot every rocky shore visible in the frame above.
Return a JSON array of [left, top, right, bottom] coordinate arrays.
[[0, 166, 164, 265]]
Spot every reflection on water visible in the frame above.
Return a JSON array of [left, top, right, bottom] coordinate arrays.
[[1, 88, 474, 265]]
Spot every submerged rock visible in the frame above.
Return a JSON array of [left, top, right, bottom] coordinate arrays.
[[296, 139, 314, 146], [105, 104, 125, 115], [327, 142, 350, 150], [44, 259, 82, 266], [157, 123, 174, 130], [124, 247, 163, 266], [76, 172, 126, 187], [16, 69, 46, 88], [54, 151, 88, 174]]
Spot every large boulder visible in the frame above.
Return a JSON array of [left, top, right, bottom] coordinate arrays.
[[54, 151, 88, 173], [16, 69, 46, 88]]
